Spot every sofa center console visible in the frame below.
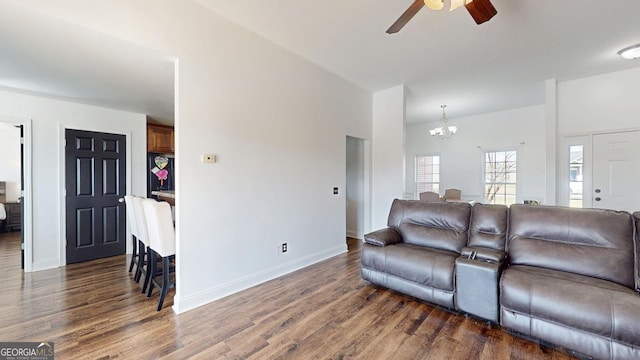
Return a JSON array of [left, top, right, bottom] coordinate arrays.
[[455, 247, 505, 323]]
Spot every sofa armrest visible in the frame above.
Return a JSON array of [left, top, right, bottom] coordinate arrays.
[[460, 246, 505, 263], [363, 228, 402, 247]]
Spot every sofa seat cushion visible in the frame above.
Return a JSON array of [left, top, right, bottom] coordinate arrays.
[[361, 243, 457, 291], [501, 265, 640, 348]]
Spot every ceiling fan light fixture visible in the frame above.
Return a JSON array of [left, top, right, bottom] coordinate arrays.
[[450, 0, 473, 12], [387, 0, 496, 34], [424, 0, 444, 11], [618, 44, 640, 60]]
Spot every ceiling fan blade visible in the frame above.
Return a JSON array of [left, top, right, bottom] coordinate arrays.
[[465, 0, 497, 25], [386, 0, 425, 34]]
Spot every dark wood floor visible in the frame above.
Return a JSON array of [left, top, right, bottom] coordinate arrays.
[[0, 232, 578, 359]]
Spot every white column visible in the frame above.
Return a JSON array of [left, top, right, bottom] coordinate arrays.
[[372, 85, 406, 229], [545, 78, 557, 205]]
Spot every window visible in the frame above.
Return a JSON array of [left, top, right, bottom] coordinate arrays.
[[484, 150, 517, 205], [416, 155, 440, 195], [569, 145, 583, 208]]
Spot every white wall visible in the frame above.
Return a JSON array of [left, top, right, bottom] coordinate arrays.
[[0, 124, 21, 202], [16, 0, 373, 313], [406, 105, 547, 204], [553, 67, 640, 209], [558, 67, 640, 135], [0, 89, 147, 271], [372, 85, 406, 230], [346, 136, 364, 239]]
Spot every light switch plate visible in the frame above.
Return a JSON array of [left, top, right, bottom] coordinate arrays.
[[202, 154, 216, 163]]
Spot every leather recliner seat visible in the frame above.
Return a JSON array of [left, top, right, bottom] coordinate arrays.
[[501, 205, 640, 360], [361, 200, 472, 308]]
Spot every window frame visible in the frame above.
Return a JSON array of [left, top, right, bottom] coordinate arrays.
[[568, 144, 584, 208], [415, 154, 440, 198], [558, 135, 592, 208], [482, 148, 518, 205]]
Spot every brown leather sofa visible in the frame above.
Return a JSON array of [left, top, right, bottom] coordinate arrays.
[[361, 200, 507, 312], [362, 200, 640, 359], [501, 205, 640, 359]]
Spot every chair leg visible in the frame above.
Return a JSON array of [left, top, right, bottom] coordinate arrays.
[[128, 235, 138, 273], [146, 251, 157, 298], [133, 240, 145, 283], [157, 256, 170, 311], [142, 247, 153, 294]]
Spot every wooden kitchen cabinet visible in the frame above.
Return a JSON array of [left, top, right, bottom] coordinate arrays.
[[147, 123, 174, 154]]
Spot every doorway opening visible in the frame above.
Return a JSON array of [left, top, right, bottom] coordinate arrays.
[[346, 136, 370, 250], [0, 121, 26, 271]]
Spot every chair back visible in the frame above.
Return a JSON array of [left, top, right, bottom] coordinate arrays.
[[132, 196, 150, 246], [445, 188, 461, 200], [142, 199, 176, 257], [419, 191, 440, 202], [124, 195, 139, 238]]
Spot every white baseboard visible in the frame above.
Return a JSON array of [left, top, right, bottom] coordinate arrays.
[[346, 230, 363, 240], [172, 244, 348, 314], [31, 259, 60, 272]]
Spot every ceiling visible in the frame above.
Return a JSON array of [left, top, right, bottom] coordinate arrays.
[[194, 0, 640, 123], [0, 1, 175, 125], [1, 1, 640, 126]]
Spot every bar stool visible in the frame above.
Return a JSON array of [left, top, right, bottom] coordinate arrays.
[[132, 196, 151, 292], [123, 195, 140, 275], [142, 198, 176, 311]]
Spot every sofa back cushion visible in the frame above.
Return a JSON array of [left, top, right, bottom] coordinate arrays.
[[387, 199, 471, 254], [508, 204, 635, 288], [468, 203, 508, 251]]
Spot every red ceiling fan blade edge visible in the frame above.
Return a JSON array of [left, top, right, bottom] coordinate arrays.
[[465, 0, 497, 25], [386, 0, 425, 34]]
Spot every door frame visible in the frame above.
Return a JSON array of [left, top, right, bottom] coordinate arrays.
[[58, 124, 133, 266], [0, 116, 32, 272], [345, 136, 370, 240], [344, 136, 372, 239]]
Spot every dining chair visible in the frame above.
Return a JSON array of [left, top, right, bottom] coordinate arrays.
[[142, 198, 176, 311], [132, 196, 151, 292], [123, 195, 140, 275], [419, 191, 440, 202], [444, 188, 462, 200]]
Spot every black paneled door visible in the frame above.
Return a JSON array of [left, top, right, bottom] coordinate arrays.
[[65, 129, 126, 264]]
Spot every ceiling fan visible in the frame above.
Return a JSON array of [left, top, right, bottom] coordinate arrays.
[[386, 0, 497, 34]]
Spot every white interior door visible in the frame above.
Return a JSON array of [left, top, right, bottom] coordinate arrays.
[[592, 131, 640, 212]]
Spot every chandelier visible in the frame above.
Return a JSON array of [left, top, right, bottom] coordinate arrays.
[[429, 105, 457, 139]]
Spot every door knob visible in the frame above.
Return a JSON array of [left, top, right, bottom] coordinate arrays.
[[118, 198, 125, 203], [595, 189, 601, 193], [595, 197, 601, 201]]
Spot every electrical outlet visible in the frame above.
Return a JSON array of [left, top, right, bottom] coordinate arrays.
[[202, 154, 216, 163], [281, 243, 288, 253]]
